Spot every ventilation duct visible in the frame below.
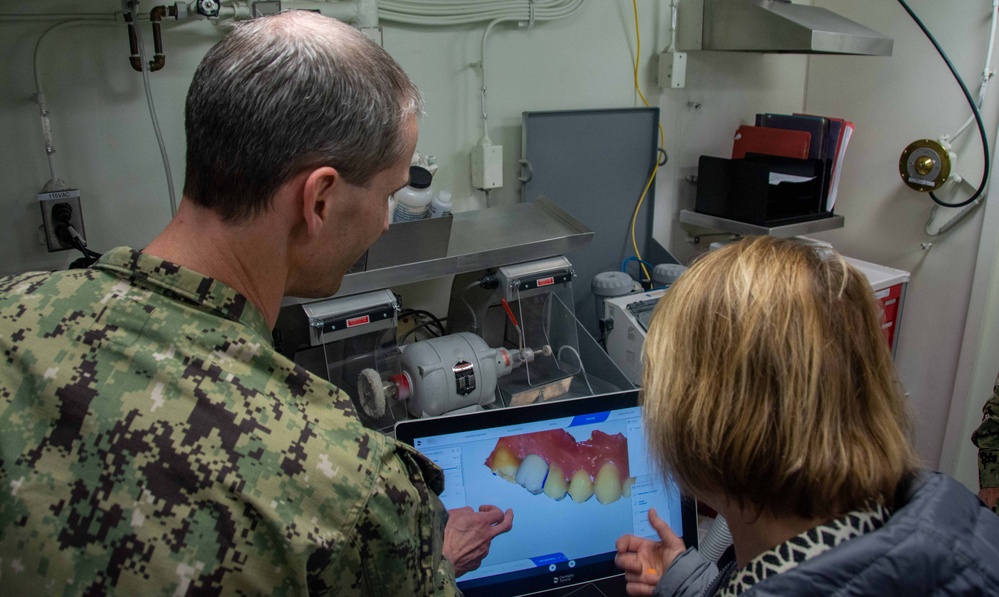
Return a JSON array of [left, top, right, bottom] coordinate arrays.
[[681, 0, 893, 56]]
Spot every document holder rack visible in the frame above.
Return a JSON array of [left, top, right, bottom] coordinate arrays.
[[695, 154, 832, 227]]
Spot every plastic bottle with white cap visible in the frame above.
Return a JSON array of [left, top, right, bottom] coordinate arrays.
[[591, 271, 637, 324], [427, 189, 453, 219], [652, 263, 688, 288], [393, 166, 434, 222]]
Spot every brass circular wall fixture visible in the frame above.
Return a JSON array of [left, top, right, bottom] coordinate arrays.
[[899, 139, 952, 192]]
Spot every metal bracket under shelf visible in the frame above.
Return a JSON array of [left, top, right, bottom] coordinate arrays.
[[679, 210, 845, 241]]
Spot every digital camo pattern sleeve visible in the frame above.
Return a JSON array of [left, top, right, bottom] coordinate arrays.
[[308, 441, 460, 597], [972, 373, 999, 489], [0, 249, 459, 596]]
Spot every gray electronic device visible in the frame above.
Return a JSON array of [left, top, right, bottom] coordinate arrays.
[[603, 289, 668, 386]]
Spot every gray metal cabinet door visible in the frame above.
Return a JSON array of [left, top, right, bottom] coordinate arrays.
[[521, 107, 660, 335]]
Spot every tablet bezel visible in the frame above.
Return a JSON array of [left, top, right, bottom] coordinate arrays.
[[395, 390, 698, 597]]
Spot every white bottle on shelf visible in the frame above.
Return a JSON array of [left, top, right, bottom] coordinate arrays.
[[427, 189, 453, 219], [392, 166, 433, 222], [388, 195, 398, 224]]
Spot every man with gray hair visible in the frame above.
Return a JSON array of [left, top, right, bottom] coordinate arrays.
[[0, 11, 510, 595]]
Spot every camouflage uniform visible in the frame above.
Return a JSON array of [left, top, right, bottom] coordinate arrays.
[[972, 373, 999, 513], [0, 247, 459, 596]]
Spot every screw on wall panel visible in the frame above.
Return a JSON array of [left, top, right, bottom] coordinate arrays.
[[687, 101, 702, 110]]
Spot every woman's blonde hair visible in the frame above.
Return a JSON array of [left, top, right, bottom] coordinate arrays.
[[642, 236, 918, 519]]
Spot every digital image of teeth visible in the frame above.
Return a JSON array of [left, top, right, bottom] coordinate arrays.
[[483, 429, 635, 504]]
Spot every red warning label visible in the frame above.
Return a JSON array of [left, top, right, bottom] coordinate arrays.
[[347, 315, 370, 328]]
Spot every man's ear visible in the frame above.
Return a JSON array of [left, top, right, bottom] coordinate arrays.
[[301, 166, 340, 237]]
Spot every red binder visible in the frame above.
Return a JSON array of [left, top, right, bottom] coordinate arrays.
[[732, 125, 812, 160]]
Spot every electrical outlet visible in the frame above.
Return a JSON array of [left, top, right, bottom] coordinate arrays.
[[38, 189, 85, 252]]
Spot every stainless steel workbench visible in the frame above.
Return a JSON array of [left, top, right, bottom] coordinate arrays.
[[282, 197, 594, 307]]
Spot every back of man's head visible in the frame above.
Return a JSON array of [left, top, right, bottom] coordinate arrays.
[[182, 11, 423, 223]]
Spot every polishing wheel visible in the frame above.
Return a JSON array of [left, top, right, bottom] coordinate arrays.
[[357, 368, 387, 419]]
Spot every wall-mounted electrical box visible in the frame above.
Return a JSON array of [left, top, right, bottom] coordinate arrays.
[[471, 144, 503, 190], [658, 50, 687, 88]]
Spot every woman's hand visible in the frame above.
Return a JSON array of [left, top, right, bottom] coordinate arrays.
[[614, 509, 687, 596]]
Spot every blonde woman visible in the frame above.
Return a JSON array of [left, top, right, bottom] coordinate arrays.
[[615, 236, 999, 596]]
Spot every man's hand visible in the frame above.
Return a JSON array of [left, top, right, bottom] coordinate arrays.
[[614, 509, 686, 597], [443, 505, 514, 577], [980, 486, 999, 513]]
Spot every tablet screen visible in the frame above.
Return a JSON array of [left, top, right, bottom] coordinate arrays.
[[395, 391, 696, 596]]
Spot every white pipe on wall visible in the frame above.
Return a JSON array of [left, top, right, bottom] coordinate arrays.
[[0, 14, 121, 21], [214, 1, 376, 27]]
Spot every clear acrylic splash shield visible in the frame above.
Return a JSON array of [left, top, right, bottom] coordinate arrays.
[[496, 282, 596, 405]]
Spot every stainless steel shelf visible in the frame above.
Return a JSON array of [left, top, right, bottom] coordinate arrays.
[[283, 197, 594, 307], [679, 209, 844, 238]]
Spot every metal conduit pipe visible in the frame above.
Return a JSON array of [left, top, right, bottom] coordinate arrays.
[[124, 4, 177, 72], [125, 11, 141, 71], [148, 5, 177, 71]]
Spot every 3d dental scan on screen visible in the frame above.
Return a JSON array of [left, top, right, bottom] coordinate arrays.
[[395, 390, 697, 596]]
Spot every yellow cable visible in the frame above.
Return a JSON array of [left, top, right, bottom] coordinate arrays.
[[630, 0, 664, 283]]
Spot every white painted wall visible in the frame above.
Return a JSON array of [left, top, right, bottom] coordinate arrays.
[[0, 1, 664, 276], [2, 0, 201, 275], [1, 1, 804, 272], [800, 0, 999, 474], [652, 50, 810, 265], [384, 2, 665, 212], [2, 1, 992, 482]]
